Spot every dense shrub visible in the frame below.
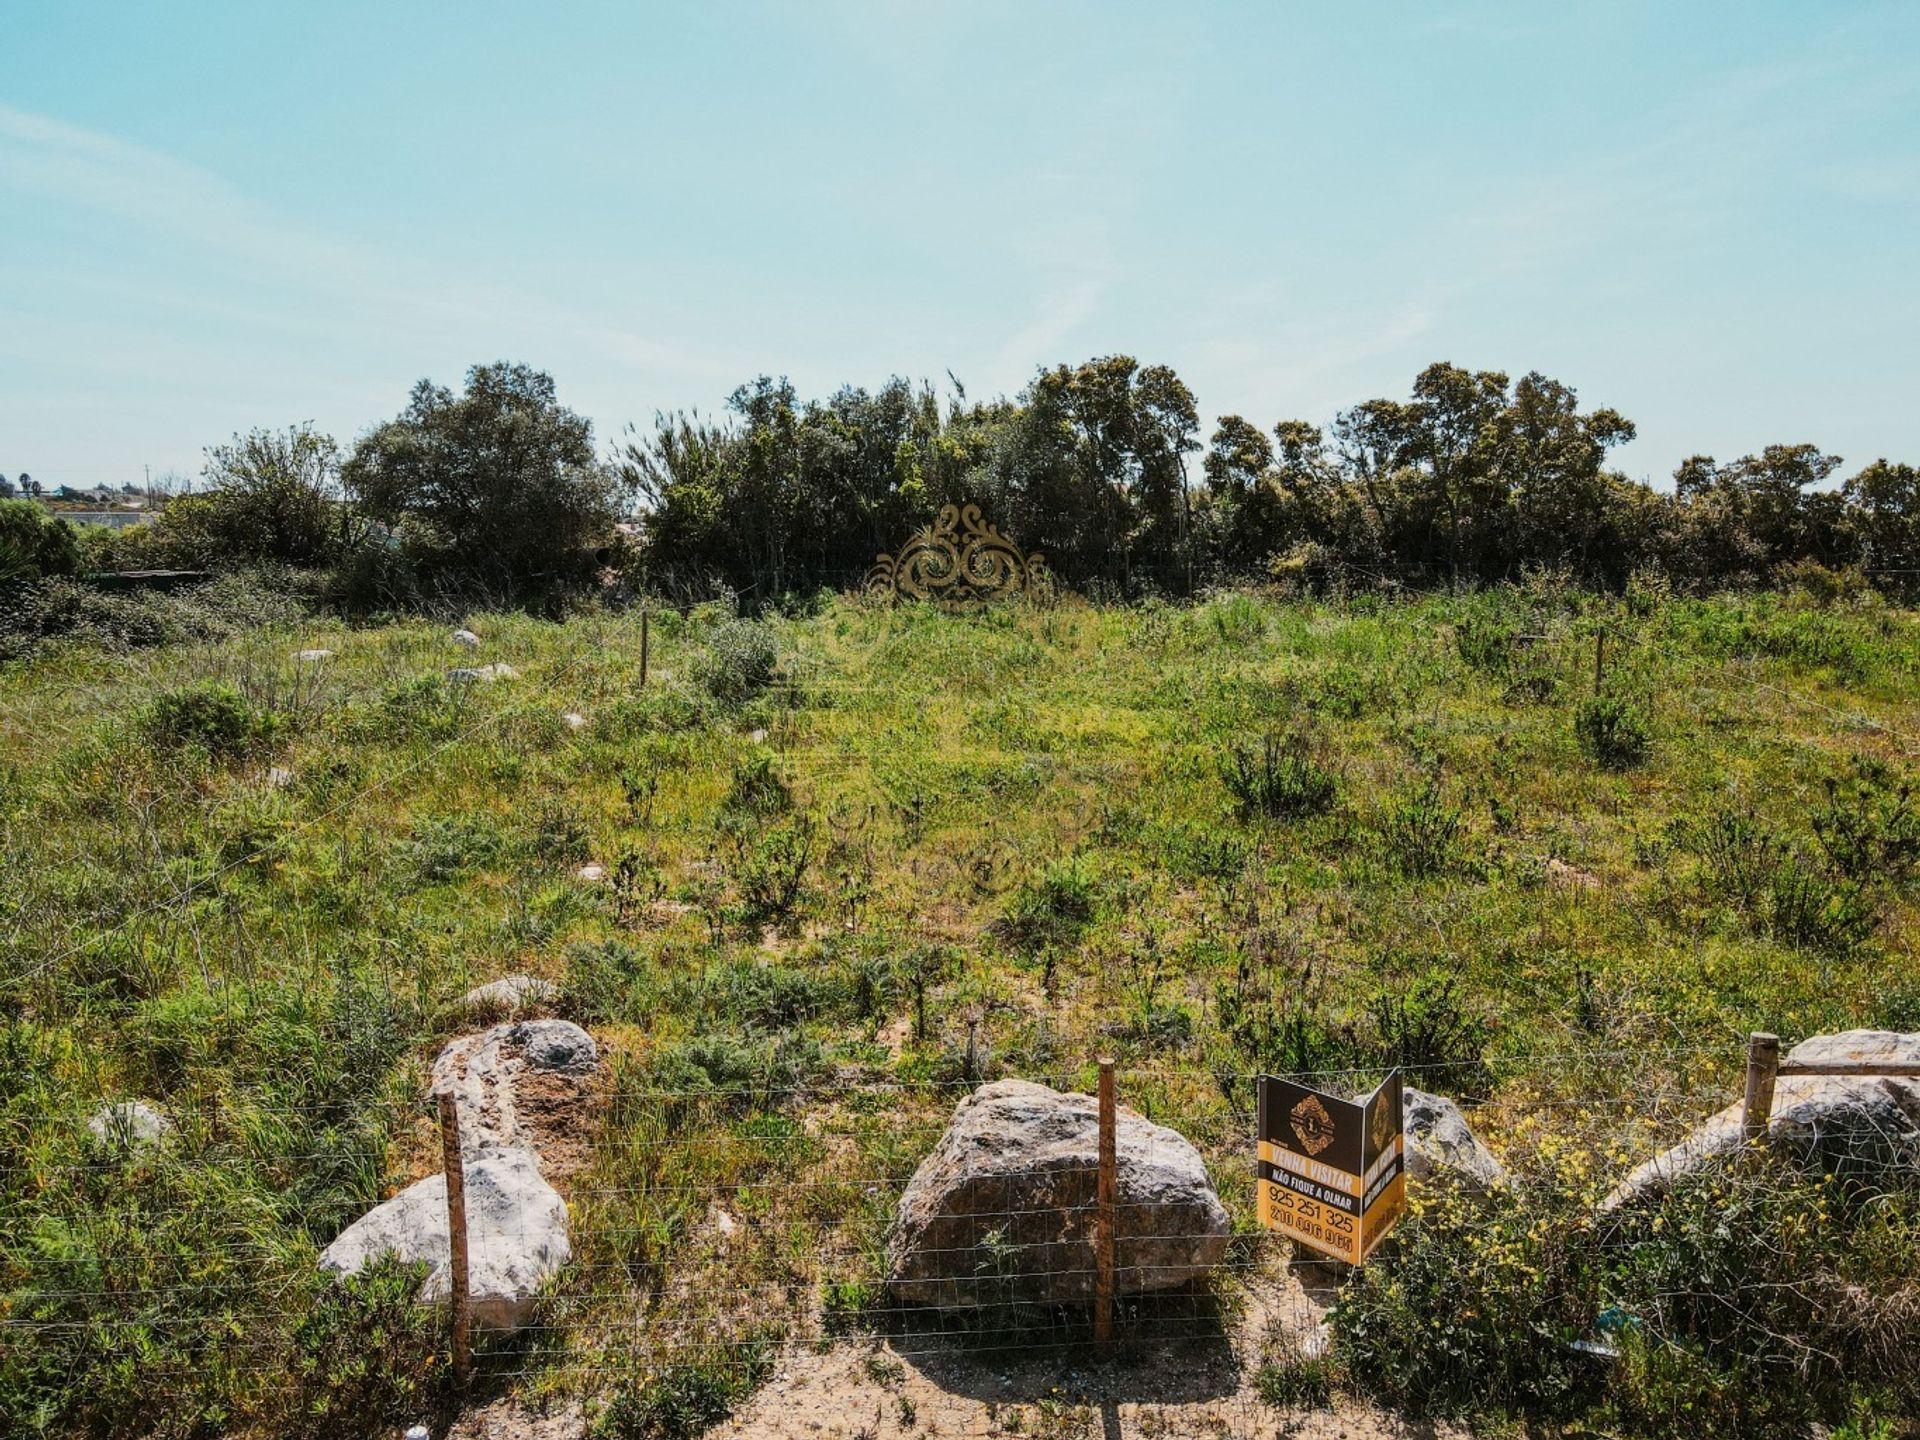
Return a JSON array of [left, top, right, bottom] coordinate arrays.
[[0, 500, 82, 586], [693, 620, 780, 704], [1221, 731, 1340, 819], [146, 426, 353, 570], [138, 682, 283, 758], [343, 362, 631, 607], [1575, 692, 1653, 770]]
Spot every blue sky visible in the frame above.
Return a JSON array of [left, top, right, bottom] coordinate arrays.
[[3, 1, 1916, 491]]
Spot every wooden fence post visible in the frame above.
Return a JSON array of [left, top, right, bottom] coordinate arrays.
[[1094, 1057, 1117, 1346], [438, 1090, 472, 1379], [639, 607, 651, 688], [1742, 1031, 1780, 1146]]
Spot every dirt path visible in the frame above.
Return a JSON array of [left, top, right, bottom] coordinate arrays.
[[446, 1264, 1462, 1440], [713, 1263, 1463, 1440]]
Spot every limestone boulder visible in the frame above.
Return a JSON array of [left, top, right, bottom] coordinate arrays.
[[318, 1147, 569, 1332], [87, 1100, 172, 1151], [1603, 1030, 1920, 1210], [1404, 1087, 1507, 1192], [887, 1079, 1230, 1307], [456, 974, 558, 1017], [429, 1020, 599, 1159]]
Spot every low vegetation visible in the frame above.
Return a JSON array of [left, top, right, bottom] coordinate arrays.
[[1, 579, 1917, 1436]]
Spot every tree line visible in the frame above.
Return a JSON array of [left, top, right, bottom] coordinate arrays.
[[634, 358, 1920, 602], [5, 356, 1918, 614]]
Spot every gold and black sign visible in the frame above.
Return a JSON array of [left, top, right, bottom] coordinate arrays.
[[1257, 1072, 1405, 1265], [863, 504, 1044, 611]]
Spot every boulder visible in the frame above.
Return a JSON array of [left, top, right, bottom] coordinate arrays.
[[318, 1147, 569, 1332], [87, 1100, 171, 1150], [1404, 1087, 1507, 1192], [1602, 1030, 1920, 1210], [449, 663, 515, 683], [428, 1020, 599, 1158], [452, 629, 482, 648], [561, 711, 587, 731], [457, 974, 558, 1016], [263, 766, 296, 790], [292, 648, 333, 662], [887, 1079, 1230, 1307], [516, 1019, 597, 1073]]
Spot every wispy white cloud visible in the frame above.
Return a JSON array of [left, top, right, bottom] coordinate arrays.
[[0, 102, 733, 389]]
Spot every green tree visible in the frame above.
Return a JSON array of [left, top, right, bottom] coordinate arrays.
[[344, 363, 627, 604], [147, 424, 347, 568], [1844, 459, 1920, 597], [0, 499, 83, 586]]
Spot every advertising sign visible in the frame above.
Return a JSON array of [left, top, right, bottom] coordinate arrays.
[[1257, 1071, 1405, 1265]]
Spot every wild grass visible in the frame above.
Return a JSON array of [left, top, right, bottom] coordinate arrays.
[[1, 585, 1918, 1434]]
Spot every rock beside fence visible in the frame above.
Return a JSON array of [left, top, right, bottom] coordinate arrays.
[[887, 1078, 1230, 1307], [319, 1147, 569, 1332], [318, 1019, 598, 1331], [1603, 1029, 1920, 1210], [1404, 1087, 1507, 1191]]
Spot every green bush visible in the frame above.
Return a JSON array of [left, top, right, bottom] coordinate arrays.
[[693, 619, 779, 703], [1366, 971, 1490, 1094], [595, 1340, 772, 1439], [0, 500, 82, 586], [1221, 732, 1340, 819], [1380, 771, 1465, 878], [999, 858, 1098, 950], [1575, 692, 1652, 770], [138, 682, 283, 758]]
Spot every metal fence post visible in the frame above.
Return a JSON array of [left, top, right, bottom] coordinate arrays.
[[438, 1090, 472, 1379], [1741, 1031, 1780, 1146], [1094, 1057, 1116, 1346]]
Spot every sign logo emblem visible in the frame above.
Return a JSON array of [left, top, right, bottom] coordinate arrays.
[[864, 504, 1045, 611], [1290, 1095, 1336, 1156]]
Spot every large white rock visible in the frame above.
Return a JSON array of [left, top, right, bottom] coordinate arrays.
[[322, 1019, 599, 1328], [1404, 1087, 1507, 1192], [1603, 1030, 1920, 1209], [452, 629, 482, 648], [318, 1147, 569, 1332], [87, 1100, 172, 1151], [887, 1079, 1230, 1306], [456, 974, 558, 1017]]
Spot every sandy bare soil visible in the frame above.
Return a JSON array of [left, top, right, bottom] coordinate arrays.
[[446, 1260, 1465, 1440], [713, 1261, 1464, 1440]]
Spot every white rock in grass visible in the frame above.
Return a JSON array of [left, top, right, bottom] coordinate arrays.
[[264, 766, 296, 790], [749, 728, 768, 743], [456, 974, 558, 1016], [561, 711, 587, 731], [576, 862, 607, 882], [514, 1019, 598, 1074], [888, 1079, 1229, 1306], [1602, 1030, 1920, 1210], [1403, 1087, 1507, 1192], [292, 648, 334, 662], [87, 1100, 173, 1150], [318, 1148, 569, 1333], [452, 628, 482, 648], [449, 663, 516, 684]]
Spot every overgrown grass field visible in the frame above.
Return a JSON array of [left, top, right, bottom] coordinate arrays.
[[4, 580, 1919, 1437]]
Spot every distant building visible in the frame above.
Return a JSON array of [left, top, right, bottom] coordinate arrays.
[[51, 510, 154, 529]]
